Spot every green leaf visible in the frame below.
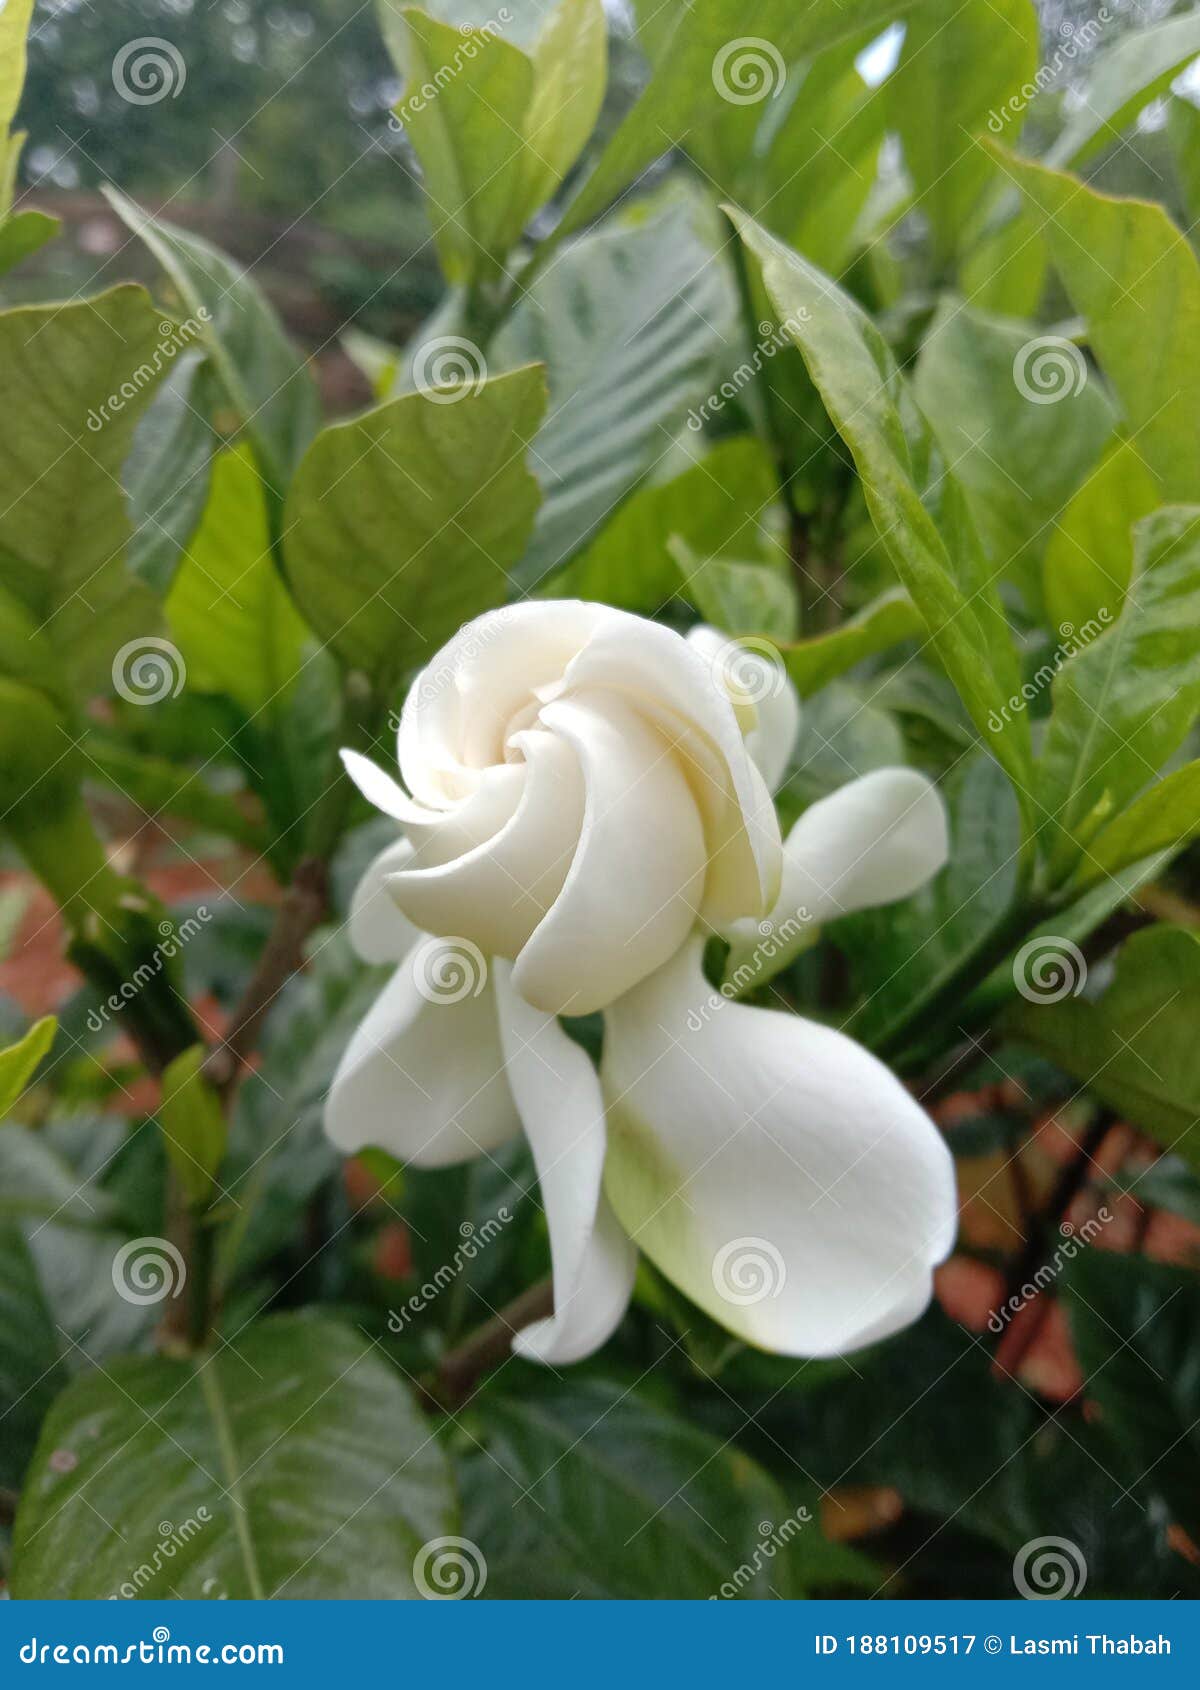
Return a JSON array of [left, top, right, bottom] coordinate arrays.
[[0, 1015, 55, 1116], [1042, 438, 1160, 636], [125, 350, 219, 594], [11, 1313, 455, 1598], [1038, 507, 1200, 873], [158, 1046, 226, 1209], [1063, 1251, 1200, 1545], [80, 738, 268, 855], [550, 436, 785, 612], [166, 444, 310, 715], [674, 546, 797, 641], [0, 208, 59, 276], [914, 299, 1114, 602], [462, 1376, 864, 1597], [1068, 760, 1200, 893], [780, 589, 923, 698], [1006, 925, 1200, 1162], [0, 287, 163, 693], [730, 210, 1034, 823], [285, 366, 545, 680], [519, 0, 607, 215], [783, 680, 906, 811], [888, 0, 1039, 262], [992, 147, 1200, 503], [496, 198, 739, 588], [0, 0, 34, 129], [1169, 95, 1200, 228], [1044, 10, 1200, 171], [103, 187, 320, 499]]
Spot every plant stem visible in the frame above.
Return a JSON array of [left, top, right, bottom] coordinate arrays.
[[432, 1276, 554, 1407]]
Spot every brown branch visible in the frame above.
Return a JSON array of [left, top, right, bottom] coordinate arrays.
[[432, 1277, 554, 1408]]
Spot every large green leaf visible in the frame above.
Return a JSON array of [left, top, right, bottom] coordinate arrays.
[[103, 187, 320, 500], [1068, 760, 1200, 893], [11, 1313, 454, 1598], [518, 0, 607, 217], [0, 0, 34, 128], [167, 444, 310, 715], [731, 211, 1034, 821], [550, 436, 784, 611], [993, 148, 1200, 504], [1006, 925, 1200, 1162], [0, 287, 163, 692], [125, 350, 219, 594], [1042, 438, 1160, 636], [495, 199, 738, 588], [781, 589, 922, 697], [1063, 1251, 1200, 1546], [462, 1376, 869, 1597], [285, 365, 545, 680], [914, 300, 1114, 601], [888, 0, 1038, 263], [1038, 507, 1200, 873], [1045, 10, 1200, 170], [0, 1015, 54, 1116]]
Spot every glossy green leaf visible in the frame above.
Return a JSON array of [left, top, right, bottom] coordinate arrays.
[[1068, 760, 1200, 892], [1038, 507, 1200, 873], [888, 0, 1038, 262], [914, 299, 1114, 600], [1042, 438, 1160, 636], [1045, 10, 1200, 170], [550, 436, 784, 611], [11, 1314, 455, 1598], [0, 287, 163, 693], [158, 1045, 227, 1208], [1063, 1250, 1200, 1545], [496, 199, 738, 588], [993, 147, 1200, 503], [167, 444, 310, 715], [1006, 926, 1200, 1162], [103, 187, 321, 499], [780, 589, 923, 697], [675, 547, 797, 641], [731, 210, 1034, 822], [285, 366, 545, 680], [125, 350, 219, 594], [0, 1015, 55, 1116]]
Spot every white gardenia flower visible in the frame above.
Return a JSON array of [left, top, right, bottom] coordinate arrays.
[[326, 601, 957, 1364]]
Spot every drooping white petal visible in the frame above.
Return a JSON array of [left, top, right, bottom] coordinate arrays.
[[384, 729, 585, 958], [601, 937, 957, 1358], [348, 837, 421, 964], [494, 967, 636, 1364], [340, 749, 441, 826], [724, 768, 948, 987], [686, 624, 801, 793], [511, 692, 707, 1015], [325, 937, 519, 1167]]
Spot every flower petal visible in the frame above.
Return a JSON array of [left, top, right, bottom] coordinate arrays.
[[511, 692, 707, 1015], [494, 966, 636, 1364], [724, 768, 948, 985], [340, 749, 440, 826], [348, 837, 421, 964], [325, 938, 519, 1167], [601, 938, 957, 1357], [686, 625, 801, 793]]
